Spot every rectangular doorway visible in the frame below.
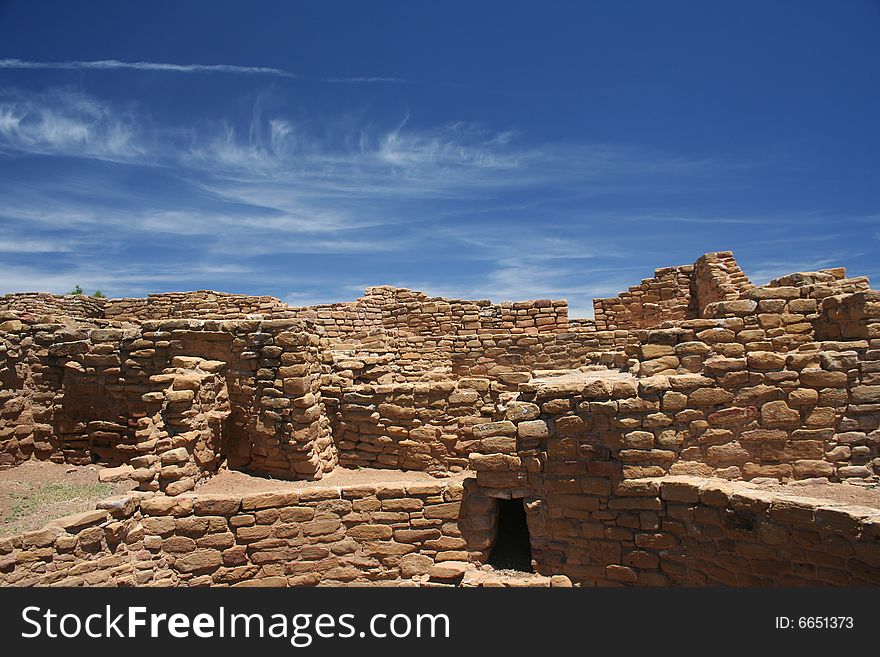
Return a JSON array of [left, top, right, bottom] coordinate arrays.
[[488, 498, 533, 572]]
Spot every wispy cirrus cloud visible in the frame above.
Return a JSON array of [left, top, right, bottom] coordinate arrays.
[[0, 84, 824, 311], [0, 58, 411, 84], [0, 87, 142, 161], [0, 57, 298, 77], [0, 86, 749, 203], [0, 260, 255, 298]]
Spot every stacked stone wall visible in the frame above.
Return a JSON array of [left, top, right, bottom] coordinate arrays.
[[693, 251, 754, 311], [593, 264, 697, 332], [0, 316, 332, 480], [0, 293, 106, 319], [0, 479, 470, 587], [328, 379, 502, 473], [104, 291, 294, 321]]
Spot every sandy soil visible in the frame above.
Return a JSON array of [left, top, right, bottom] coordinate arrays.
[[2, 458, 877, 540], [197, 466, 468, 495], [756, 479, 880, 509], [0, 461, 135, 536]]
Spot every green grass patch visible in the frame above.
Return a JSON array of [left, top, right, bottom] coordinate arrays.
[[3, 482, 114, 524]]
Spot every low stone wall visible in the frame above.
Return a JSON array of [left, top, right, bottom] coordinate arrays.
[[0, 478, 470, 587], [100, 287, 572, 342], [588, 476, 880, 586], [469, 350, 878, 490], [360, 332, 631, 385], [104, 291, 294, 321], [291, 300, 385, 340], [591, 251, 758, 333], [445, 332, 630, 380], [0, 293, 106, 319], [295, 287, 569, 340], [0, 313, 122, 466], [2, 473, 878, 587]]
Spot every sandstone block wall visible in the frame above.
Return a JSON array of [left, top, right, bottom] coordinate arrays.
[[294, 287, 568, 340], [815, 290, 880, 341], [328, 379, 503, 473], [291, 300, 384, 339], [0, 293, 106, 319], [0, 315, 333, 481], [593, 251, 755, 333], [470, 341, 878, 488], [593, 264, 698, 332], [218, 322, 334, 480], [0, 313, 122, 466], [474, 473, 880, 586], [0, 479, 470, 587], [103, 291, 294, 321], [130, 357, 231, 495], [693, 251, 754, 311], [465, 341, 880, 582], [446, 332, 618, 381], [4, 471, 877, 587], [317, 330, 629, 393], [603, 476, 880, 586]]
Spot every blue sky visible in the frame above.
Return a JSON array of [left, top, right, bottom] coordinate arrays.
[[0, 1, 877, 317]]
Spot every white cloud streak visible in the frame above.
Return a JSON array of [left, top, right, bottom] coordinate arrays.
[[0, 58, 411, 84], [0, 261, 254, 297], [0, 58, 297, 77], [0, 85, 817, 312], [0, 88, 142, 161]]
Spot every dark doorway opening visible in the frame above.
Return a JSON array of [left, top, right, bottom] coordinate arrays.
[[488, 498, 533, 572]]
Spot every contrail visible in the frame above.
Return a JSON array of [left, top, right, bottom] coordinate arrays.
[[0, 58, 410, 83]]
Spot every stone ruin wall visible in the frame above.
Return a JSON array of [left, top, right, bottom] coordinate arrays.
[[1, 472, 878, 587], [101, 291, 296, 321], [692, 251, 755, 309], [96, 286, 569, 338], [0, 479, 472, 587], [0, 317, 332, 484], [2, 250, 880, 587], [314, 286, 569, 338], [593, 263, 698, 332], [592, 250, 754, 333], [0, 292, 106, 319], [3, 251, 878, 488]]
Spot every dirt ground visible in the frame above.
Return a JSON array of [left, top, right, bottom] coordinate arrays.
[[0, 463, 463, 537], [756, 479, 880, 509], [197, 466, 468, 495], [1, 458, 878, 539], [0, 461, 134, 536]]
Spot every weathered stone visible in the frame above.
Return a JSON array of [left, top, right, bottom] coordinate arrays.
[[517, 420, 549, 439], [505, 401, 540, 421], [472, 421, 516, 439], [175, 549, 223, 573]]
